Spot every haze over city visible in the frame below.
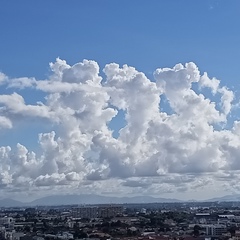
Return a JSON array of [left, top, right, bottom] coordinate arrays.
[[0, 0, 240, 202]]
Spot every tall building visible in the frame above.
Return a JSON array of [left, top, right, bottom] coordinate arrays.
[[72, 206, 98, 219], [72, 205, 123, 219], [205, 224, 226, 236]]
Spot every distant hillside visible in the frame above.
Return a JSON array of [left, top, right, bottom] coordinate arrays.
[[0, 194, 181, 207], [207, 194, 240, 202], [29, 194, 182, 206], [0, 198, 24, 208], [4, 193, 240, 208]]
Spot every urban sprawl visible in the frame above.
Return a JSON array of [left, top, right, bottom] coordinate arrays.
[[1, 202, 240, 240]]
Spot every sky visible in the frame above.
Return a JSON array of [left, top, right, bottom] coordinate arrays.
[[0, 0, 240, 201]]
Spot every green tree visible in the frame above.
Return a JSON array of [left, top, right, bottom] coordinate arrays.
[[193, 225, 201, 237]]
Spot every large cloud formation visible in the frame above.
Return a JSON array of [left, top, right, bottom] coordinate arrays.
[[0, 59, 239, 199]]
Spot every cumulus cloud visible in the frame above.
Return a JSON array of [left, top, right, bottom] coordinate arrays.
[[0, 58, 238, 199], [0, 72, 8, 85], [0, 116, 12, 129], [0, 92, 56, 121]]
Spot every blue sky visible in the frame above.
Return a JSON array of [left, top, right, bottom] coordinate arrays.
[[0, 0, 240, 201], [1, 0, 239, 82]]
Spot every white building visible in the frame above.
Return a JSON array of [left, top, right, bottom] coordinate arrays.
[[0, 217, 14, 226], [72, 205, 123, 219], [56, 232, 74, 239], [205, 224, 227, 236]]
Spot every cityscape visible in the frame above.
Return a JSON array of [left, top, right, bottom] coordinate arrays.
[[1, 201, 240, 240], [1, 1, 240, 240]]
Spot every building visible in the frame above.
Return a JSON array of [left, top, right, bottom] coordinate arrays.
[[72, 205, 123, 219], [204, 224, 227, 236], [0, 217, 14, 231], [98, 205, 123, 218], [0, 217, 14, 226], [72, 206, 98, 219]]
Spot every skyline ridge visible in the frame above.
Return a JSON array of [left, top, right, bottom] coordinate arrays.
[[2, 193, 240, 208]]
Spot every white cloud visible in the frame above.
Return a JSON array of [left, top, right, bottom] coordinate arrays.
[[0, 72, 8, 85], [199, 72, 220, 94], [0, 92, 56, 120], [0, 59, 239, 200], [0, 116, 12, 129]]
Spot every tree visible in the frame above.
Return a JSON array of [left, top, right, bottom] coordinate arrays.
[[74, 229, 88, 239], [228, 226, 236, 237], [24, 225, 31, 233], [193, 225, 201, 237]]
